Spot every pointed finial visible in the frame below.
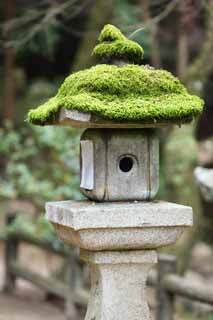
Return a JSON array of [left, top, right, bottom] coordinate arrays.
[[92, 24, 144, 65]]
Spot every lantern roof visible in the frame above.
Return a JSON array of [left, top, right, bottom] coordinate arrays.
[[28, 24, 203, 128]]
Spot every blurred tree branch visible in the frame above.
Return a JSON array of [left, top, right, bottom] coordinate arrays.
[[71, 0, 113, 71], [0, 0, 91, 50], [185, 0, 213, 85], [128, 0, 179, 37]]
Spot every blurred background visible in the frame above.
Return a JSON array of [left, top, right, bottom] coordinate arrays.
[[0, 0, 213, 319]]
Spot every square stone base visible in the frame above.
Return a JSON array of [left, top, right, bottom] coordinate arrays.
[[46, 200, 193, 251]]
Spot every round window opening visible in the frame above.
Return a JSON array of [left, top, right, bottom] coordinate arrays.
[[119, 156, 134, 173]]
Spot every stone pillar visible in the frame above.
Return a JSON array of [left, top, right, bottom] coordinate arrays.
[[46, 199, 193, 320], [81, 250, 157, 320]]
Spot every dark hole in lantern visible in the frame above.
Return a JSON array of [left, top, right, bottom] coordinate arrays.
[[119, 156, 134, 173]]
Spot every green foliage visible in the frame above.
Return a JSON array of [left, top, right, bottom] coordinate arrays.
[[16, 23, 62, 59], [28, 64, 203, 125], [28, 79, 58, 99], [165, 125, 197, 189], [163, 124, 201, 210], [3, 3, 68, 59], [115, 0, 140, 27], [0, 77, 81, 239], [0, 122, 82, 209], [7, 214, 66, 250], [92, 24, 144, 64]]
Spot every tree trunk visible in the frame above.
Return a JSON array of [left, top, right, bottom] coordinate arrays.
[[185, 0, 213, 84], [176, 0, 190, 79], [177, 30, 188, 79], [71, 0, 113, 72], [3, 0, 16, 122], [140, 0, 161, 68]]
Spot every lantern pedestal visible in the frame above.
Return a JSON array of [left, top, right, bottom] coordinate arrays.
[[46, 200, 192, 319], [81, 249, 157, 320]]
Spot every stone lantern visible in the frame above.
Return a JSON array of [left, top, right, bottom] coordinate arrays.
[[28, 25, 204, 320]]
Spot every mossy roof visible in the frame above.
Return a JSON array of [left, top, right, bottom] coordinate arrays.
[[28, 63, 204, 125], [92, 24, 144, 64]]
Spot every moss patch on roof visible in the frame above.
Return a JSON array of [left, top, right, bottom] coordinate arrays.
[[28, 64, 204, 125], [98, 24, 126, 42], [92, 24, 144, 64]]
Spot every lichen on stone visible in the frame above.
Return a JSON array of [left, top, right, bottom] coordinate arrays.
[[92, 24, 144, 64], [28, 63, 204, 125]]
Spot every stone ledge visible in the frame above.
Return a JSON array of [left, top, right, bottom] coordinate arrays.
[[46, 200, 193, 230], [58, 108, 191, 129]]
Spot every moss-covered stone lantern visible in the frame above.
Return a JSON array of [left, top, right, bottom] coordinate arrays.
[[28, 24, 203, 320], [28, 24, 203, 201]]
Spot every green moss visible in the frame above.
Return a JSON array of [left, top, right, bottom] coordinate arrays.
[[92, 24, 144, 64], [28, 64, 204, 125], [98, 24, 126, 42]]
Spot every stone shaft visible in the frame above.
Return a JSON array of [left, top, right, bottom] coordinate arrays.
[[80, 250, 157, 320]]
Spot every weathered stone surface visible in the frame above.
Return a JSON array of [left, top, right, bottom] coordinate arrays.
[[80, 140, 94, 190], [46, 200, 193, 229], [80, 130, 107, 201], [194, 167, 213, 201], [46, 200, 193, 250], [46, 200, 193, 319], [80, 249, 157, 320], [58, 107, 185, 129], [53, 225, 186, 251], [80, 129, 159, 201], [59, 108, 91, 126]]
